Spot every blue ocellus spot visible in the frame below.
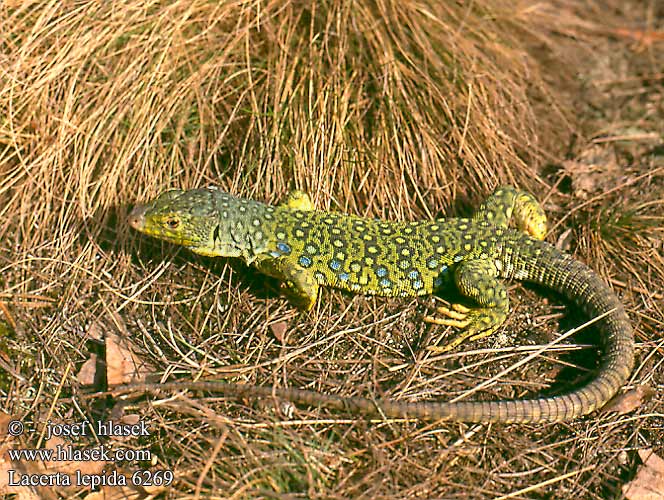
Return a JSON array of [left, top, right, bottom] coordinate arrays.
[[269, 251, 281, 258], [277, 242, 291, 254], [329, 259, 342, 271], [380, 278, 392, 288], [338, 272, 350, 282], [375, 266, 388, 277], [298, 256, 312, 268], [427, 258, 438, 269], [408, 270, 420, 280], [412, 280, 424, 290]]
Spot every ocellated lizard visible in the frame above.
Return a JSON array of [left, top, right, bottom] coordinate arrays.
[[127, 186, 634, 423]]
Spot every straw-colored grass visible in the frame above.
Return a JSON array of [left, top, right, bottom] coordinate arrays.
[[1, 0, 662, 498]]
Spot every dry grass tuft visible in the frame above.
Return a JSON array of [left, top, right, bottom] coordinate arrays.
[[1, 0, 663, 497]]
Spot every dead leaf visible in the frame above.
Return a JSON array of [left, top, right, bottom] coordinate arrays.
[[77, 354, 99, 385], [87, 320, 105, 342], [85, 313, 156, 387], [0, 411, 13, 435], [602, 386, 655, 415], [623, 449, 664, 499], [121, 414, 141, 426], [105, 331, 155, 386], [556, 227, 574, 253], [269, 321, 288, 343]]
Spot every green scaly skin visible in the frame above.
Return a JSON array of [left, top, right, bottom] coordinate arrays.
[[127, 186, 634, 423]]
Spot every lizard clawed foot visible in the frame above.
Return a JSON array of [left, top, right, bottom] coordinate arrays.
[[424, 303, 501, 353], [423, 302, 472, 326]]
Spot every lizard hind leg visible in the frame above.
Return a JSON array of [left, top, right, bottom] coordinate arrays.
[[473, 186, 547, 240], [425, 259, 509, 353]]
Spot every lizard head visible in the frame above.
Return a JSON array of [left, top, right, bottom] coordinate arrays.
[[129, 188, 270, 260]]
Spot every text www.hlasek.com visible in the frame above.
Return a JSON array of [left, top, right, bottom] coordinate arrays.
[[8, 444, 150, 463]]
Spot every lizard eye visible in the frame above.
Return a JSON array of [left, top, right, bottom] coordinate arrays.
[[166, 216, 180, 229]]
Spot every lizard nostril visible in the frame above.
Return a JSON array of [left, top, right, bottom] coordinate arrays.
[[128, 208, 146, 230]]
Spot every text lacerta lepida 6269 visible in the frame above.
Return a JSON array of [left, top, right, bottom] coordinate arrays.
[[127, 186, 634, 423]]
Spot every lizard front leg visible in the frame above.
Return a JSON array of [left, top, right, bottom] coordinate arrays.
[[279, 190, 315, 211], [255, 256, 320, 310]]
